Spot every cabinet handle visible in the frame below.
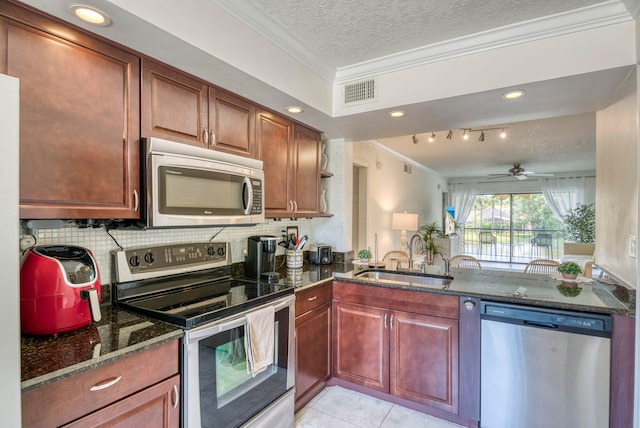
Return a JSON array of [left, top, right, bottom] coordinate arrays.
[[89, 376, 122, 392], [307, 296, 318, 301], [203, 128, 209, 146], [172, 384, 179, 410], [384, 314, 387, 328], [210, 131, 215, 147], [293, 201, 298, 213], [390, 314, 394, 329], [133, 190, 139, 212]]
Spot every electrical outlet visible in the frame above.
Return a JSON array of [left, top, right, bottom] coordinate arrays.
[[629, 235, 637, 258]]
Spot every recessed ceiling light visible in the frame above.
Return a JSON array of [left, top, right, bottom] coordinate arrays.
[[69, 5, 111, 26], [389, 111, 405, 118], [502, 89, 526, 100], [286, 106, 303, 114]]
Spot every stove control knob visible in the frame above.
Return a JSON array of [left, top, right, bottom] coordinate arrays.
[[217, 247, 225, 256], [207, 247, 215, 256], [129, 255, 140, 267], [144, 252, 155, 264]]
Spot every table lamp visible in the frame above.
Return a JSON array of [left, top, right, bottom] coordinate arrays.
[[392, 212, 418, 250]]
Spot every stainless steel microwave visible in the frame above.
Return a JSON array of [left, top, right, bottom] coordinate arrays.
[[141, 137, 264, 228]]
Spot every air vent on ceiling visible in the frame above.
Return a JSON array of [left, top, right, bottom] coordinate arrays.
[[343, 78, 376, 104], [404, 163, 412, 174]]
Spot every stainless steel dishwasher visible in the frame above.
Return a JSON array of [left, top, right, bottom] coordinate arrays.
[[480, 301, 611, 428]]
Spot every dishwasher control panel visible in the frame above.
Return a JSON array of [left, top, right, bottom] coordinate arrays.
[[481, 301, 611, 336]]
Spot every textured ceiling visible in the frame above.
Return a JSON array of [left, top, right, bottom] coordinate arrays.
[[249, 0, 605, 68]]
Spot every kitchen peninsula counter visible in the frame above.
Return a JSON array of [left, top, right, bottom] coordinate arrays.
[[285, 262, 634, 316], [21, 306, 182, 392]]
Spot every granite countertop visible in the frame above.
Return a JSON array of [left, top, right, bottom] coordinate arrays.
[[279, 261, 634, 316], [21, 306, 183, 392]]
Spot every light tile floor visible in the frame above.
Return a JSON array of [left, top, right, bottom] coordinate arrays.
[[294, 386, 465, 428]]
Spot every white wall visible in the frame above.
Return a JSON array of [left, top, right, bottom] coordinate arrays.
[[0, 74, 21, 427], [352, 140, 448, 258], [595, 68, 638, 286]]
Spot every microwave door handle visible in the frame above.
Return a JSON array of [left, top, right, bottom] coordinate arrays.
[[242, 177, 252, 215]]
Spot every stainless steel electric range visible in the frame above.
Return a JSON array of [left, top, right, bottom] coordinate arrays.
[[112, 242, 295, 428]]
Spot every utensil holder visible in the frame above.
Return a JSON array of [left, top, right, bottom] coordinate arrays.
[[286, 250, 303, 268]]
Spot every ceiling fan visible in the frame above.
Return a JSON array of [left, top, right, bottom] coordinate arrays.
[[488, 163, 554, 180]]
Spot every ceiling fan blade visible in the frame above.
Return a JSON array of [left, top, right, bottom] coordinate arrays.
[[516, 175, 528, 180], [529, 173, 554, 177], [487, 174, 511, 180]]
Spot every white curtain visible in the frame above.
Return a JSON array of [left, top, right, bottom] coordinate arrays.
[[539, 177, 585, 219], [448, 183, 477, 225]]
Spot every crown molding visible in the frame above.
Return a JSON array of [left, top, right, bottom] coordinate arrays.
[[209, 0, 336, 82], [209, 1, 631, 87], [335, 1, 631, 84]]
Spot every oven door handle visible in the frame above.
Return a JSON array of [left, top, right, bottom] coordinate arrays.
[[186, 294, 295, 341]]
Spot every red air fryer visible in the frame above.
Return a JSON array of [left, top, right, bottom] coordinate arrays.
[[20, 245, 102, 335]]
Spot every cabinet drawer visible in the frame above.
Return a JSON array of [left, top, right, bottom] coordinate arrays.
[[333, 281, 459, 319], [296, 282, 332, 317], [22, 340, 179, 428]]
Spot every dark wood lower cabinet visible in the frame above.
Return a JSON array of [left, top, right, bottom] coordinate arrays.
[[295, 302, 332, 410], [63, 375, 180, 427], [390, 310, 458, 413]]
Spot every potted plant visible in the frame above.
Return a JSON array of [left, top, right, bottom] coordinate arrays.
[[563, 203, 595, 256], [418, 222, 445, 265], [558, 261, 582, 279], [357, 249, 372, 263]]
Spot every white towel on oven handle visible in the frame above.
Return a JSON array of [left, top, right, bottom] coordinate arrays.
[[244, 305, 275, 377]]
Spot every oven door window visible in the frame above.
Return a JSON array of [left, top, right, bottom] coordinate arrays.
[[198, 309, 290, 428], [159, 166, 246, 215]]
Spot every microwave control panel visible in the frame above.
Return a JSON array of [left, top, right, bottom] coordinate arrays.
[[250, 179, 263, 214]]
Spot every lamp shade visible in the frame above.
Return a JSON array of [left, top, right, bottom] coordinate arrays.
[[392, 212, 418, 231]]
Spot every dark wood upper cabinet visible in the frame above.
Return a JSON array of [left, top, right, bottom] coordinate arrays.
[[0, 3, 140, 219], [142, 58, 208, 147], [142, 59, 257, 158], [258, 111, 321, 218]]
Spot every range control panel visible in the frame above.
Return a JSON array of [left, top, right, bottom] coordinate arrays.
[[113, 242, 229, 282]]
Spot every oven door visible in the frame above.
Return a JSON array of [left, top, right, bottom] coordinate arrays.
[[182, 295, 295, 428]]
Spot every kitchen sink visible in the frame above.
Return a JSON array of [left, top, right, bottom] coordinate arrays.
[[354, 270, 453, 288]]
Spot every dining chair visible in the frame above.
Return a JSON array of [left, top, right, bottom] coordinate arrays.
[[478, 231, 497, 256], [450, 255, 482, 270], [383, 250, 410, 269], [531, 233, 553, 257], [524, 259, 560, 275]]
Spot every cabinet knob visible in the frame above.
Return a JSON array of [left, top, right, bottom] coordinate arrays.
[[464, 300, 476, 310]]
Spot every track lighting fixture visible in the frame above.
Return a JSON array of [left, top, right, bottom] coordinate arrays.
[[412, 134, 419, 144], [428, 132, 435, 143], [500, 128, 507, 138], [446, 130, 453, 140], [463, 130, 469, 140], [479, 130, 485, 141]]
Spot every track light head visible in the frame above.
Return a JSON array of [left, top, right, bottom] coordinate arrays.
[[428, 132, 435, 143], [479, 131, 485, 141], [412, 134, 419, 144], [446, 130, 453, 140], [463, 130, 469, 140], [500, 128, 507, 138]]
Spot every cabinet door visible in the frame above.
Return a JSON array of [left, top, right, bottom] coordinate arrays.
[[63, 375, 180, 428], [209, 88, 256, 158], [292, 125, 321, 216], [333, 301, 388, 392], [390, 311, 459, 413], [0, 9, 140, 219], [295, 301, 331, 410], [142, 58, 208, 147], [258, 111, 294, 217]]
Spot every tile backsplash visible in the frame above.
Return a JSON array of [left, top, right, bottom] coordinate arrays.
[[20, 218, 324, 285]]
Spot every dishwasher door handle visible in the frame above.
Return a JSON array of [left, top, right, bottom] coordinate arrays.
[[523, 320, 558, 329]]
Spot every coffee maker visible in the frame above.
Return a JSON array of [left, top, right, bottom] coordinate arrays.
[[245, 236, 279, 280]]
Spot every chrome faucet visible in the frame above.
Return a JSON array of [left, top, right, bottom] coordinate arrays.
[[441, 255, 450, 275], [407, 234, 423, 270]]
